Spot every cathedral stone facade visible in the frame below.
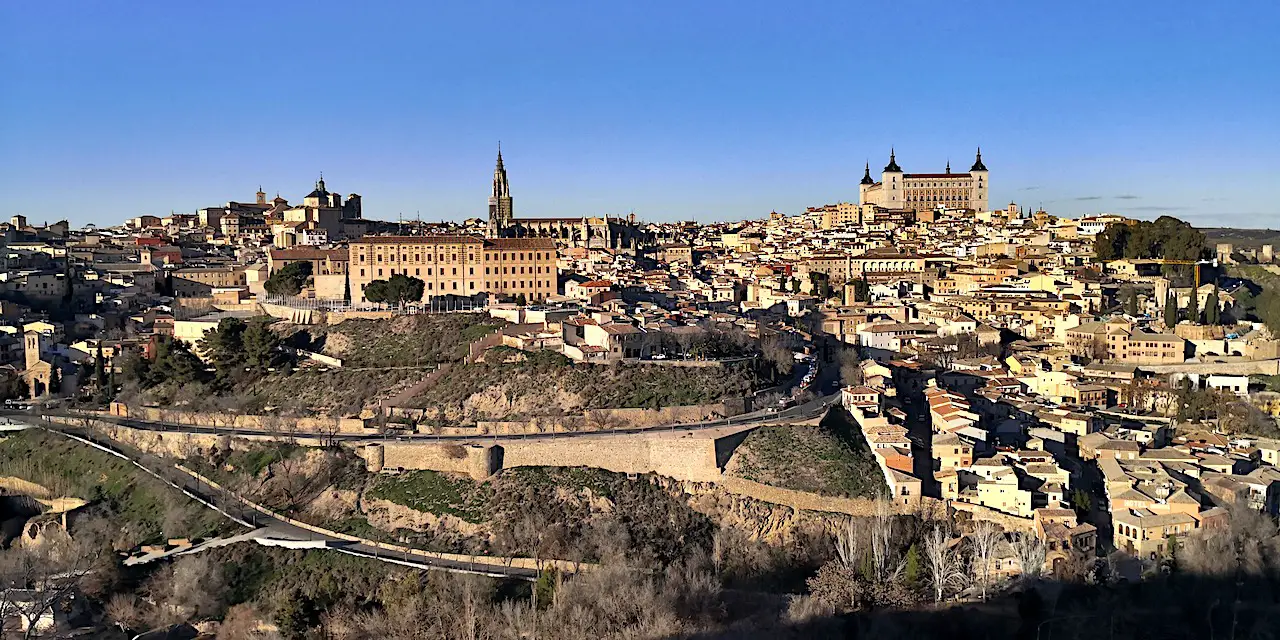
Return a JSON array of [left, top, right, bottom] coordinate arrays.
[[484, 147, 650, 251]]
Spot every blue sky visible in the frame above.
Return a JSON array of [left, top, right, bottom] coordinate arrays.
[[2, 1, 1278, 228]]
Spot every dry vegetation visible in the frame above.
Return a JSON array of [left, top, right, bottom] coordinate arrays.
[[406, 352, 761, 420], [0, 430, 228, 547], [725, 410, 888, 499], [288, 314, 505, 368]]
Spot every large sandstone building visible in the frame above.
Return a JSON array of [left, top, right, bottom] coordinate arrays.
[[348, 235, 556, 303], [859, 148, 989, 214], [484, 147, 649, 251]]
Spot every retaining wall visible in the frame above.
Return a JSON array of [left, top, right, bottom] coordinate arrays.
[[717, 476, 1035, 531], [1139, 359, 1280, 376], [109, 404, 369, 434], [371, 432, 727, 483]]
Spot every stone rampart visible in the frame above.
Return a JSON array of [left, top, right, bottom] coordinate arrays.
[[325, 310, 396, 325], [717, 476, 1034, 531], [376, 442, 485, 479], [1139, 359, 1280, 376], [109, 404, 369, 434], [371, 432, 727, 482]]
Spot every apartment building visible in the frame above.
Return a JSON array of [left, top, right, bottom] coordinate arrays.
[[1067, 318, 1185, 364], [170, 266, 247, 297], [348, 236, 556, 303], [267, 247, 349, 276]]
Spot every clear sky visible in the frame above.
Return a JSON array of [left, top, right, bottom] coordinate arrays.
[[2, 1, 1278, 228]]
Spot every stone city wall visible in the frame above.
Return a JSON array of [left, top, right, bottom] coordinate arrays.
[[393, 400, 739, 435], [373, 442, 493, 480], [109, 403, 370, 434], [46, 415, 328, 458], [718, 476, 1035, 531], [369, 433, 726, 483], [1138, 359, 1280, 376]]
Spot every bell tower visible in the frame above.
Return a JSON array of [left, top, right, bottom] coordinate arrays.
[[881, 149, 903, 209], [487, 143, 514, 238], [968, 147, 989, 213]]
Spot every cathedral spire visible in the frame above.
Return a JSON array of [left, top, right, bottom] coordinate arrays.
[[860, 161, 874, 185], [492, 144, 510, 198]]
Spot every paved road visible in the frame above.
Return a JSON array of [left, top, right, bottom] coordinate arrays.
[[16, 420, 545, 580]]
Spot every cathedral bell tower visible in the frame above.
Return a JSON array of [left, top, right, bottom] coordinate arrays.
[[487, 144, 514, 238]]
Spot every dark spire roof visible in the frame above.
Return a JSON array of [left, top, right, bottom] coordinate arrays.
[[306, 173, 329, 199], [970, 147, 987, 172], [946, 160, 951, 174], [883, 148, 902, 173], [860, 162, 875, 185]]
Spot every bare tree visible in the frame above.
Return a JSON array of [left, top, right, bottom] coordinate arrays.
[[834, 516, 861, 569], [923, 526, 964, 603], [145, 555, 228, 626], [0, 527, 106, 640], [969, 521, 1002, 601], [1008, 531, 1046, 581], [104, 593, 149, 635], [869, 501, 898, 582]]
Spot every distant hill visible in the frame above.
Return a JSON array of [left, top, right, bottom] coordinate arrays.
[[1203, 227, 1280, 248]]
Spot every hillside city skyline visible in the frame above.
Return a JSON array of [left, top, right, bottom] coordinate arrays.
[[4, 2, 1280, 639], [2, 2, 1277, 228], [8, 145, 1276, 230]]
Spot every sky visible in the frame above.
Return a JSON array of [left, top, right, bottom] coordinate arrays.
[[2, 1, 1278, 228]]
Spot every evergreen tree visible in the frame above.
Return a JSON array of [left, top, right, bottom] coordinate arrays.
[[515, 293, 528, 307], [243, 319, 282, 372], [343, 270, 352, 305], [1205, 284, 1221, 325], [1187, 287, 1201, 324], [62, 260, 74, 304], [852, 278, 871, 303], [149, 337, 205, 387], [1164, 290, 1178, 328], [199, 318, 247, 385], [94, 345, 106, 389], [48, 364, 61, 396], [1124, 286, 1138, 316], [363, 274, 424, 305], [904, 542, 922, 589]]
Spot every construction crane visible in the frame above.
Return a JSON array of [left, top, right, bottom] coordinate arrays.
[[1151, 258, 1218, 289], [1102, 257, 1217, 288]]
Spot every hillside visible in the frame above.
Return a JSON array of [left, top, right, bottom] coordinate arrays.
[[0, 429, 231, 546], [122, 314, 506, 417], [724, 409, 888, 499], [405, 351, 761, 420], [288, 313, 504, 367]]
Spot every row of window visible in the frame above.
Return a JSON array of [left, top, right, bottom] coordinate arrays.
[[359, 280, 553, 293], [357, 251, 550, 264], [360, 265, 551, 278]]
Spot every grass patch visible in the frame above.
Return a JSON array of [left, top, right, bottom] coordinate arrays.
[[367, 470, 490, 523], [408, 359, 760, 418], [295, 314, 505, 368], [0, 429, 229, 544], [726, 409, 887, 499]]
